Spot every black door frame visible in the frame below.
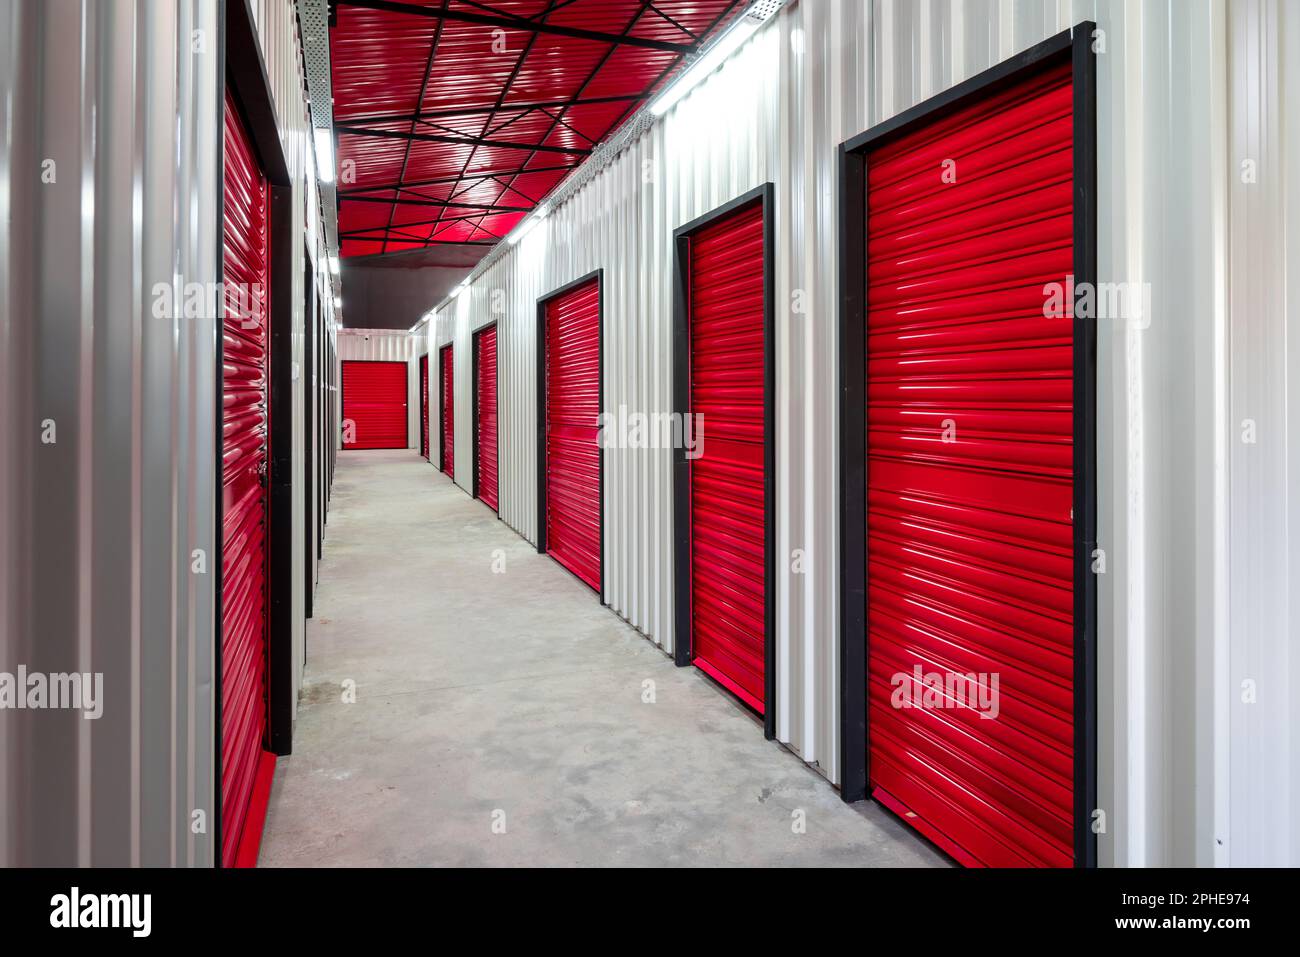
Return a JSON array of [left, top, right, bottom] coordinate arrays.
[[302, 245, 315, 621], [671, 183, 776, 741], [471, 322, 500, 508], [437, 343, 453, 473], [535, 270, 605, 602], [418, 351, 430, 459], [836, 22, 1098, 868]]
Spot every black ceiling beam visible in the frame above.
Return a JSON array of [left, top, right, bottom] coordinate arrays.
[[379, 0, 450, 254], [335, 0, 697, 53], [428, 0, 560, 244], [343, 93, 647, 128], [339, 209, 514, 237], [338, 163, 578, 196], [340, 194, 533, 212], [342, 236, 497, 247], [336, 123, 591, 156]]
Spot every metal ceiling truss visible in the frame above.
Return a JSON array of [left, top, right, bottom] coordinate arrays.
[[335, 0, 698, 53], [343, 93, 646, 127], [335, 123, 593, 156], [434, 0, 782, 306], [330, 0, 749, 255], [340, 195, 532, 212]]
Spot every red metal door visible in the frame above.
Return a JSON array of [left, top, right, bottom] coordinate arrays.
[[341, 360, 407, 450], [544, 279, 601, 592], [419, 353, 430, 459], [221, 93, 274, 868], [440, 345, 455, 478], [476, 326, 499, 511], [686, 201, 767, 713], [865, 61, 1075, 867]]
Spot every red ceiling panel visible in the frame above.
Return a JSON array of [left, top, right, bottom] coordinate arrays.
[[331, 0, 746, 257]]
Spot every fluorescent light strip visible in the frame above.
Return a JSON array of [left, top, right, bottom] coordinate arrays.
[[314, 128, 335, 184], [508, 203, 550, 246], [649, 3, 778, 117]]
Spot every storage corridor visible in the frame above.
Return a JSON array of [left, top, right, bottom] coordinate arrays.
[[259, 450, 946, 867]]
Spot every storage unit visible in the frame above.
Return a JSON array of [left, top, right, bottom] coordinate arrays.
[[673, 189, 774, 732], [841, 34, 1095, 868], [537, 275, 603, 594], [220, 92, 275, 868], [419, 352, 429, 459], [341, 360, 408, 450], [439, 344, 455, 478], [474, 325, 499, 511]]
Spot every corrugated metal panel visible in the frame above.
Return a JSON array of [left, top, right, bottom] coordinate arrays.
[[687, 201, 768, 713], [1226, 0, 1300, 867], [544, 280, 602, 592], [865, 60, 1075, 868], [0, 0, 220, 865], [342, 361, 408, 450], [0, 0, 327, 866], [425, 0, 1300, 870], [475, 326, 499, 511]]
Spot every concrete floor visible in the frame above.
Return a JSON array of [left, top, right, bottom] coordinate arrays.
[[260, 449, 948, 867]]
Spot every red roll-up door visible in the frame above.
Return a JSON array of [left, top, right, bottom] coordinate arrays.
[[221, 93, 274, 868], [476, 326, 499, 511], [544, 278, 601, 592], [686, 201, 767, 713], [865, 61, 1075, 867], [419, 353, 430, 459], [341, 360, 407, 450], [440, 345, 454, 478]]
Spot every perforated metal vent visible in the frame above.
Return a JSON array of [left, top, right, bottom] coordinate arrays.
[[297, 0, 338, 256]]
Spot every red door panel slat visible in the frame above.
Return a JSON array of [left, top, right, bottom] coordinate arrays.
[[419, 353, 429, 459], [688, 201, 766, 713], [545, 279, 600, 592], [476, 326, 499, 511], [221, 93, 271, 868], [865, 61, 1075, 868], [440, 345, 454, 478], [342, 360, 407, 450]]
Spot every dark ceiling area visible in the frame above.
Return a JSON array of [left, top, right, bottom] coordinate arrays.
[[329, 0, 744, 258], [339, 242, 483, 329]]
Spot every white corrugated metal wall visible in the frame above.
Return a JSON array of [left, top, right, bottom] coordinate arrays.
[[0, 0, 334, 865], [0, 0, 221, 866], [420, 0, 1300, 867], [1225, 0, 1299, 869]]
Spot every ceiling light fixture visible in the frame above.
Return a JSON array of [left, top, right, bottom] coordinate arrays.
[[508, 202, 550, 247], [649, 2, 780, 117], [314, 128, 335, 184]]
